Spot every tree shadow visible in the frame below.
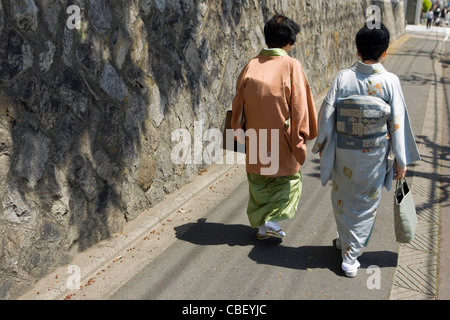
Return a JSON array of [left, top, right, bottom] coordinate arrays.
[[175, 218, 398, 277], [412, 134, 450, 211]]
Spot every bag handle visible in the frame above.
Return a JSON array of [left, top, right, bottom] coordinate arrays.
[[396, 178, 411, 201]]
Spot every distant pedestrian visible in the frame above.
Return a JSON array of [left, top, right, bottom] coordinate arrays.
[[426, 9, 434, 29], [231, 14, 318, 240], [312, 24, 421, 277], [434, 8, 441, 26]]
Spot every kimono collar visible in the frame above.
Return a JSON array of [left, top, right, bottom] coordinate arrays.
[[259, 48, 288, 57], [355, 61, 387, 75]]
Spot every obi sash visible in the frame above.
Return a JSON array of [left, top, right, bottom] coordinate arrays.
[[336, 95, 391, 150]]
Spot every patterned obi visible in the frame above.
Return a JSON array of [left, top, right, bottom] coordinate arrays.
[[336, 95, 391, 150]]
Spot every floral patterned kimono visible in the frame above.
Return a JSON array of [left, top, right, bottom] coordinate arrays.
[[312, 61, 421, 265]]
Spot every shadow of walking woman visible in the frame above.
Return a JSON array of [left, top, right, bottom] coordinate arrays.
[[174, 218, 398, 277]]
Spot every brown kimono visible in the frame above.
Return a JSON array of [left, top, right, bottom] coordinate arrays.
[[231, 48, 318, 177]]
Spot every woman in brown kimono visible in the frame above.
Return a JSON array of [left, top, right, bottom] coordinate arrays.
[[231, 14, 318, 240]]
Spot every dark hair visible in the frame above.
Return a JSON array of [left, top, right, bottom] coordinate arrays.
[[356, 23, 390, 61], [264, 14, 300, 49]]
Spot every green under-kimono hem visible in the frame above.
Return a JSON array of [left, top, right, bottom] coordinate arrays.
[[246, 171, 302, 228]]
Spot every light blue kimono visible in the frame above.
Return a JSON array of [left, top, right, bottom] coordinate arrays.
[[312, 61, 421, 265]]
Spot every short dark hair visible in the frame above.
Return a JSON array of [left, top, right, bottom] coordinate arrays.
[[356, 23, 390, 61], [264, 14, 300, 49]]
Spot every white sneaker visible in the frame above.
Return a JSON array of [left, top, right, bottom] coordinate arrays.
[[342, 260, 360, 278]]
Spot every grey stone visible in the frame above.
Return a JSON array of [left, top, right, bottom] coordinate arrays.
[[125, 92, 146, 140], [0, 125, 11, 155], [14, 129, 50, 189], [92, 149, 121, 184], [1, 183, 35, 226], [88, 0, 112, 34], [147, 83, 165, 127], [54, 113, 82, 165], [39, 0, 62, 34], [0, 1, 4, 37], [154, 0, 166, 12], [68, 155, 98, 201], [56, 71, 89, 120], [0, 280, 13, 300], [76, 37, 103, 74], [9, 0, 39, 32], [120, 174, 151, 221], [0, 154, 10, 192], [94, 102, 126, 159], [38, 221, 61, 243], [62, 27, 74, 67], [39, 40, 55, 72], [100, 64, 128, 101], [0, 30, 33, 82], [113, 29, 131, 70]]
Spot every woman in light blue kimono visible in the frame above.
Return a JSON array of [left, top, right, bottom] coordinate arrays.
[[312, 24, 420, 277]]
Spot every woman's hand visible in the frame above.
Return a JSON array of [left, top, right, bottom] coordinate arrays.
[[395, 164, 407, 180]]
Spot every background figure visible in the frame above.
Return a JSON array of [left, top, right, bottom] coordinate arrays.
[[312, 24, 420, 277], [434, 7, 441, 26], [426, 9, 434, 29], [231, 14, 318, 240]]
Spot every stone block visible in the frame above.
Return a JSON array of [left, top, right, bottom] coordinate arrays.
[[8, 0, 38, 32], [100, 64, 128, 101]]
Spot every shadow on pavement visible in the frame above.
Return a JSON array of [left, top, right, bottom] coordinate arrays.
[[175, 218, 398, 277]]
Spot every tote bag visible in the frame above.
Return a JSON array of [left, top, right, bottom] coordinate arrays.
[[394, 178, 417, 243]]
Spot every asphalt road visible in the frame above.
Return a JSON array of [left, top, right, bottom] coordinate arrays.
[[109, 27, 447, 301]]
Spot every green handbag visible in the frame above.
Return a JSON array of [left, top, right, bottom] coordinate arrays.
[[394, 178, 417, 243]]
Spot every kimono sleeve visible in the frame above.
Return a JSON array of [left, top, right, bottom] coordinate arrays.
[[387, 75, 421, 167], [287, 61, 318, 166], [312, 73, 340, 186]]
